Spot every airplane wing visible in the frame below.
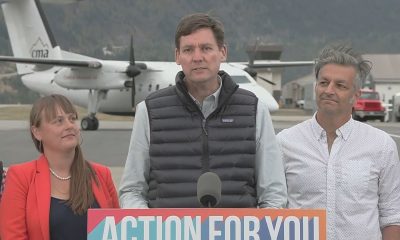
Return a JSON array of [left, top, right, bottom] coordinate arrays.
[[0, 56, 161, 72], [0, 56, 102, 69]]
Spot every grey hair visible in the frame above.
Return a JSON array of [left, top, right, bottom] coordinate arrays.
[[314, 44, 371, 91]]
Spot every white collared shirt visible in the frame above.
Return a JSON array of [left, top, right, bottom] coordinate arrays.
[[188, 76, 222, 119], [277, 115, 400, 240]]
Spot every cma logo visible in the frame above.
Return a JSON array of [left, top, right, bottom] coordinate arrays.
[[30, 38, 50, 58]]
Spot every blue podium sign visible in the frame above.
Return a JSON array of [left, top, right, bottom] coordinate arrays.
[[88, 208, 326, 240]]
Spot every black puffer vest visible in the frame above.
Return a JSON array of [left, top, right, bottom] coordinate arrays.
[[145, 71, 258, 208]]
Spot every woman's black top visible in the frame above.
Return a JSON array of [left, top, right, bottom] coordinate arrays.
[[49, 197, 100, 240]]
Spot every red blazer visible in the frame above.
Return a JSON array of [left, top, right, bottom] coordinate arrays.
[[0, 155, 120, 240]]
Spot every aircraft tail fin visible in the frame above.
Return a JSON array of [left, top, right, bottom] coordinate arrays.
[[1, 0, 62, 74]]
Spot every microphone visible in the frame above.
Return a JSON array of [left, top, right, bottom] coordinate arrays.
[[197, 172, 221, 207]]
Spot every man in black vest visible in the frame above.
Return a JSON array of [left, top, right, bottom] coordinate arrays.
[[119, 13, 287, 208]]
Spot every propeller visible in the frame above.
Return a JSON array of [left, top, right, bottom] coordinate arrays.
[[124, 36, 142, 107], [243, 67, 276, 85], [257, 75, 276, 85], [243, 67, 257, 78]]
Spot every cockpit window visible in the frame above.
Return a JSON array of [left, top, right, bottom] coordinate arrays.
[[230, 75, 251, 84]]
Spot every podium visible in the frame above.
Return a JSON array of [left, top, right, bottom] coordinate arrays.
[[88, 208, 326, 240]]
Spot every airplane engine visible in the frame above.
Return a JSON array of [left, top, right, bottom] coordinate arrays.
[[53, 68, 127, 90]]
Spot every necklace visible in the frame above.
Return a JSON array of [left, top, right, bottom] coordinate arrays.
[[49, 168, 71, 181]]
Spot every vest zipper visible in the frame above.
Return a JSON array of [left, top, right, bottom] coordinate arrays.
[[201, 118, 209, 171], [201, 119, 208, 135]]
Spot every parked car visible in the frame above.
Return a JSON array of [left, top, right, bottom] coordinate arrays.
[[295, 99, 305, 109], [352, 89, 385, 122]]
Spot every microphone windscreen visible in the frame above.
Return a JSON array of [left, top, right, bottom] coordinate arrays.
[[197, 172, 221, 207]]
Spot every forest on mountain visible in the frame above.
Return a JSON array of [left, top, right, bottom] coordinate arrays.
[[1, 0, 400, 103]]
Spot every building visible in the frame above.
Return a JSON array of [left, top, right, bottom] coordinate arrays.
[[246, 44, 284, 102], [281, 73, 316, 110], [363, 54, 400, 104]]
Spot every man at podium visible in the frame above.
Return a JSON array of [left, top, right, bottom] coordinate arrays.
[[119, 13, 287, 209]]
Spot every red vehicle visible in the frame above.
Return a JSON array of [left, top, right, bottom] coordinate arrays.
[[352, 89, 385, 122]]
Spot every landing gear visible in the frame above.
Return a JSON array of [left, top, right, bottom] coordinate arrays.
[[81, 89, 107, 131], [81, 116, 99, 131]]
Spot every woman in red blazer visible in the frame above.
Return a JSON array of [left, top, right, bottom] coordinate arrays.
[[0, 95, 119, 240]]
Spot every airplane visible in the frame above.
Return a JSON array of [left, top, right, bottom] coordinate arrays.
[[0, 0, 314, 130]]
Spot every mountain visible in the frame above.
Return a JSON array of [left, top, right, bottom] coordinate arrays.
[[1, 0, 400, 102]]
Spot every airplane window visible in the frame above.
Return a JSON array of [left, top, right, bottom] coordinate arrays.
[[231, 75, 251, 84], [148, 84, 152, 91], [156, 84, 160, 90]]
